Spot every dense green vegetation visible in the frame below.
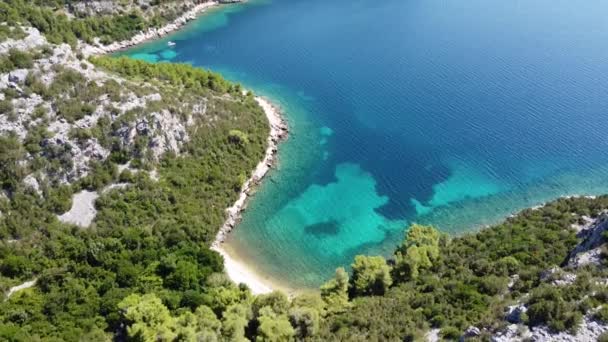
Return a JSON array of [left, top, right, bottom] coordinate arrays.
[[0, 57, 270, 340], [0, 25, 26, 43], [4, 154, 608, 342], [0, 0, 203, 45], [90, 56, 241, 95], [316, 197, 608, 340], [1, 2, 608, 341]]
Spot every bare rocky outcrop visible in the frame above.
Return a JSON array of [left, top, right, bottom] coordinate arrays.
[[57, 183, 130, 228], [8, 69, 28, 84], [57, 190, 100, 227], [425, 328, 440, 342], [71, 0, 122, 16], [491, 324, 527, 342], [460, 326, 481, 341], [525, 316, 607, 342], [0, 28, 205, 184], [506, 304, 528, 324], [567, 213, 608, 268], [539, 267, 577, 286], [0, 27, 46, 54], [22, 174, 41, 196]]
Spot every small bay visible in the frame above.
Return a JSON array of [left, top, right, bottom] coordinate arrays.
[[120, 0, 608, 288]]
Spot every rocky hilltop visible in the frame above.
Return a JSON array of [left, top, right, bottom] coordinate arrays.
[[487, 209, 608, 342], [0, 27, 200, 187]]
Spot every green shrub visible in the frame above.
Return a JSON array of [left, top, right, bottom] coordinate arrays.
[[68, 127, 92, 143], [0, 100, 13, 114], [595, 306, 608, 323], [440, 326, 461, 340], [228, 129, 249, 145], [56, 99, 96, 122]]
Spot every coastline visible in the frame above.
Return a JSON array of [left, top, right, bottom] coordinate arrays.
[[81, 0, 222, 56], [211, 96, 288, 294], [80, 0, 289, 294]]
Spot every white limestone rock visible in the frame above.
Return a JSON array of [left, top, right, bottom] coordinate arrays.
[[567, 213, 608, 268], [22, 174, 41, 196], [0, 27, 46, 55], [8, 69, 28, 84]]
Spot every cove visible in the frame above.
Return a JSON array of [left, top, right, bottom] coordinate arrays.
[[119, 0, 608, 289]]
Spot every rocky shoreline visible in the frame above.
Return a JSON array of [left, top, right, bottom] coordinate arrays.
[[75, 0, 289, 292], [212, 97, 288, 248], [210, 96, 288, 294], [81, 0, 223, 56]]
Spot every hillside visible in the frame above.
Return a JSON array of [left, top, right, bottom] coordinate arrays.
[[0, 0, 218, 46], [318, 196, 608, 341], [0, 5, 272, 339]]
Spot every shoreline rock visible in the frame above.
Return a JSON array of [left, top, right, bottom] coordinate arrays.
[[81, 0, 225, 56], [212, 96, 288, 248], [209, 96, 288, 294]]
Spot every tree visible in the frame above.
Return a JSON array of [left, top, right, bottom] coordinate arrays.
[[228, 129, 249, 146], [252, 291, 289, 317], [0, 254, 33, 278], [174, 312, 198, 341], [320, 267, 350, 314], [194, 305, 222, 338], [174, 306, 222, 342], [117, 293, 177, 342], [351, 255, 392, 296], [256, 307, 295, 342], [207, 285, 251, 316], [165, 260, 200, 291], [221, 304, 251, 342], [394, 224, 440, 280], [289, 306, 319, 339], [291, 292, 325, 315]]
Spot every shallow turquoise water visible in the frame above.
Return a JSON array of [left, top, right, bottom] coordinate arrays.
[[120, 0, 608, 288]]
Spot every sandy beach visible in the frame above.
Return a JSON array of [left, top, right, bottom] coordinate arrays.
[[211, 96, 288, 294], [211, 245, 275, 294]]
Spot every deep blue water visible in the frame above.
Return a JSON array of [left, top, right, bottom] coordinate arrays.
[[121, 0, 608, 288]]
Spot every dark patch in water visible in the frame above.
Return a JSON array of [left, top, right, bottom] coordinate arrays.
[[305, 220, 340, 236]]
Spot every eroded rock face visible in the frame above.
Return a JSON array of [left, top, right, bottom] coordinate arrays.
[[57, 190, 99, 227], [8, 69, 28, 84], [528, 317, 608, 342], [539, 267, 577, 286], [0, 27, 45, 54], [461, 326, 481, 340], [506, 304, 527, 324], [567, 213, 608, 268], [71, 0, 118, 15], [491, 324, 529, 342]]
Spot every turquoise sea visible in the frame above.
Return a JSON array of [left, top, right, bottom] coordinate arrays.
[[120, 0, 608, 288]]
